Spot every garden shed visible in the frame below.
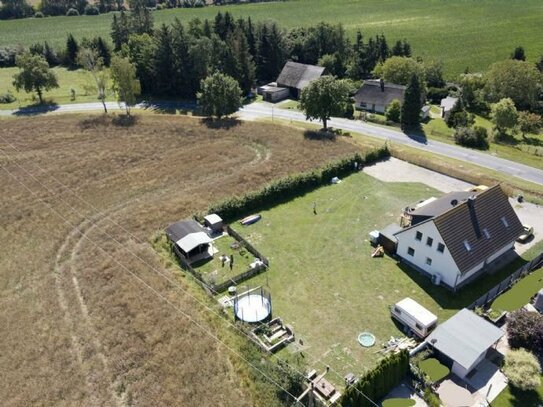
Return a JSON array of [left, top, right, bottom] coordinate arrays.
[[166, 220, 213, 261], [426, 308, 504, 379], [204, 214, 224, 233]]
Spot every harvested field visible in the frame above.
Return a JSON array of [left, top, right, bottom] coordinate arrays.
[[0, 114, 361, 406]]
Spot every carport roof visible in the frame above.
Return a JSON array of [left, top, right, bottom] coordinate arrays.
[[426, 309, 504, 371], [176, 232, 212, 253]]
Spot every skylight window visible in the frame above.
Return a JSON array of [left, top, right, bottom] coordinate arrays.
[[463, 240, 471, 251], [483, 228, 491, 239], [501, 217, 509, 228]]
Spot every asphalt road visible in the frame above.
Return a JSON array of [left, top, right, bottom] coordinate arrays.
[[2, 101, 543, 186]]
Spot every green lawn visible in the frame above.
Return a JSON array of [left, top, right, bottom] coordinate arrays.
[[382, 398, 416, 407], [0, 66, 114, 110], [192, 234, 255, 287], [422, 110, 543, 171], [418, 358, 450, 383], [229, 171, 543, 384], [490, 267, 543, 313], [1, 0, 543, 78], [492, 375, 543, 407]]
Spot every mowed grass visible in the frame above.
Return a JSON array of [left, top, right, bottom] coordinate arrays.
[[0, 66, 114, 109], [418, 358, 450, 383], [490, 267, 543, 312], [492, 375, 543, 407], [1, 0, 543, 78], [0, 114, 364, 405]]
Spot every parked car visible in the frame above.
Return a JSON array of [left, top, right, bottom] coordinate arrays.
[[517, 225, 534, 243]]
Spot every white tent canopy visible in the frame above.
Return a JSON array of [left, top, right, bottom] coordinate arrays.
[[176, 232, 212, 253]]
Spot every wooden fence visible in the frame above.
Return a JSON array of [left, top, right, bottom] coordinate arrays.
[[468, 251, 543, 310], [226, 225, 269, 266]]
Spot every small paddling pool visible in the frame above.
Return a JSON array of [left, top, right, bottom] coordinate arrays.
[[357, 332, 376, 347]]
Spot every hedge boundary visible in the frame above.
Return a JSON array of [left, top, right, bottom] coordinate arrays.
[[208, 145, 390, 222]]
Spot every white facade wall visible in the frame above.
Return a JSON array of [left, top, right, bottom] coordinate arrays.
[[451, 361, 469, 378], [396, 221, 459, 288]]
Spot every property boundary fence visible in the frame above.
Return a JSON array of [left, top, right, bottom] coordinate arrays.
[[467, 251, 543, 310], [170, 225, 270, 295], [226, 225, 269, 266]]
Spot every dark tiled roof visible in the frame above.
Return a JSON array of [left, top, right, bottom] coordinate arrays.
[[166, 220, 206, 242], [354, 80, 406, 106], [433, 185, 523, 274], [276, 61, 325, 90]]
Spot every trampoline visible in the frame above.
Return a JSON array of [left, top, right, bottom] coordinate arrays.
[[234, 292, 272, 323], [358, 332, 376, 347]]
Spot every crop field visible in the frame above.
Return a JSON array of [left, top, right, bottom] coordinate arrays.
[[0, 113, 364, 405], [229, 171, 543, 385], [1, 0, 543, 78]]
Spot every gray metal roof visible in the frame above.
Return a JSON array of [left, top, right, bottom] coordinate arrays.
[[426, 309, 504, 371], [408, 191, 474, 220], [354, 80, 406, 106], [276, 61, 325, 91], [165, 220, 206, 243], [440, 96, 458, 112]]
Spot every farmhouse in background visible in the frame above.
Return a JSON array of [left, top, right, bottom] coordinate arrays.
[[440, 96, 459, 120], [166, 219, 214, 263], [426, 308, 504, 379], [259, 61, 326, 102], [379, 185, 523, 290], [354, 79, 406, 113]]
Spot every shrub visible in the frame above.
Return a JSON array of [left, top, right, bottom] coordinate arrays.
[[0, 92, 16, 104], [423, 388, 441, 407], [385, 99, 401, 123], [66, 7, 79, 16], [507, 310, 543, 356], [427, 87, 449, 104], [34, 11, 44, 17], [453, 126, 489, 149], [0, 45, 23, 67], [503, 349, 541, 391], [84, 5, 99, 14]]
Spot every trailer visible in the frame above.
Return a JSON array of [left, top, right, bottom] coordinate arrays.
[[391, 298, 438, 339]]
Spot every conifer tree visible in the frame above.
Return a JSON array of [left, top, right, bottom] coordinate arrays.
[[401, 74, 422, 130], [66, 34, 79, 68]]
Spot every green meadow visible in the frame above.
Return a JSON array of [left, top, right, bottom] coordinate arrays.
[[1, 0, 542, 78]]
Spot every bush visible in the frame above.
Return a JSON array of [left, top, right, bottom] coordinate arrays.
[[507, 310, 543, 356], [423, 388, 441, 407], [454, 126, 489, 149], [84, 5, 99, 14], [34, 11, 44, 17], [0, 92, 16, 104], [0, 45, 23, 67], [385, 99, 401, 123], [66, 7, 79, 16], [427, 87, 449, 104], [209, 147, 389, 222], [503, 349, 541, 391]]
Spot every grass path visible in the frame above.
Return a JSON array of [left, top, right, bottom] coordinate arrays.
[[1, 0, 543, 78]]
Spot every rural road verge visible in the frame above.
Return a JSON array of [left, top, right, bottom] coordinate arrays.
[[3, 100, 543, 187]]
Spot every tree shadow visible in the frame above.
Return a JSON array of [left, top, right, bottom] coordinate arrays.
[[521, 135, 543, 147], [78, 114, 109, 129], [139, 100, 198, 115], [13, 102, 59, 116], [403, 125, 428, 144], [497, 385, 543, 407], [112, 114, 138, 127], [303, 129, 337, 141], [494, 132, 519, 146], [201, 117, 241, 129]]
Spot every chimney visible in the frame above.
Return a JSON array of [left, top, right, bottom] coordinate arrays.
[[380, 78, 385, 92], [467, 196, 482, 238]]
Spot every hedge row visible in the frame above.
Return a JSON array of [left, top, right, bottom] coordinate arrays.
[[208, 146, 390, 221], [341, 350, 410, 407]]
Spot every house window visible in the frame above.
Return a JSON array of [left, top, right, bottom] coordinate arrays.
[[407, 247, 415, 256], [426, 237, 433, 247], [463, 240, 471, 251], [394, 307, 401, 314], [501, 216, 509, 227], [426, 257, 432, 266], [483, 228, 491, 239], [415, 231, 423, 241], [415, 323, 423, 330], [437, 243, 445, 253]]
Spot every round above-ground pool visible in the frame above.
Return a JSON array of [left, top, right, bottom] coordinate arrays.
[[234, 294, 271, 323], [357, 332, 376, 347]]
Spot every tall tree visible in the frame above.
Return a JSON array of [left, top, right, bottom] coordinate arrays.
[[491, 97, 518, 136], [77, 47, 109, 113], [153, 24, 175, 96], [12, 52, 59, 104], [299, 76, 350, 130], [197, 72, 242, 119], [129, 0, 153, 35], [373, 56, 424, 86], [111, 11, 130, 51], [171, 18, 192, 98], [110, 55, 141, 116], [65, 33, 79, 68], [400, 74, 422, 130], [125, 33, 155, 94]]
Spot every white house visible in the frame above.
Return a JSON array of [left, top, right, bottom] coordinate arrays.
[[440, 96, 458, 121], [426, 308, 504, 379], [392, 185, 523, 290]]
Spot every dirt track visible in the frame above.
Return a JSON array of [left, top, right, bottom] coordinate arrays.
[[0, 114, 361, 406]]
